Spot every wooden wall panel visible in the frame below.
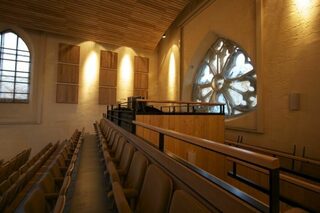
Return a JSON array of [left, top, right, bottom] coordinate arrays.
[[56, 43, 80, 104], [134, 73, 148, 89], [100, 51, 118, 69], [58, 43, 80, 64], [134, 56, 149, 98], [56, 84, 79, 104], [99, 87, 116, 105], [134, 56, 149, 73], [99, 51, 118, 105], [100, 69, 117, 87], [57, 64, 79, 83], [136, 115, 225, 178]]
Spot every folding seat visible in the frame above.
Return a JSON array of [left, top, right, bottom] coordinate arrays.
[[169, 190, 210, 213], [19, 164, 29, 174], [49, 162, 65, 185], [0, 193, 7, 212], [108, 152, 148, 208], [107, 143, 135, 182], [0, 180, 10, 196], [39, 173, 59, 197], [8, 170, 20, 185], [0, 163, 9, 182], [23, 187, 51, 213], [4, 183, 18, 207], [15, 173, 27, 196], [104, 137, 126, 164], [113, 164, 173, 213]]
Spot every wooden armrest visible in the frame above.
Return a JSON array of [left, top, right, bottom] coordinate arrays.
[[108, 188, 138, 199], [112, 182, 132, 213]]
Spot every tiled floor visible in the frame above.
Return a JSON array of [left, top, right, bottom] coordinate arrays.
[[69, 134, 113, 213]]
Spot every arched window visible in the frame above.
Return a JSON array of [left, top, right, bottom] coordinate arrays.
[[192, 38, 257, 117], [0, 31, 31, 103]]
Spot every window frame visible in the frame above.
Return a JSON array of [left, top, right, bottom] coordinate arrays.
[[0, 30, 31, 103]]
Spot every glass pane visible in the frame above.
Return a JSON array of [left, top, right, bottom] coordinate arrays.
[[17, 55, 30, 62], [2, 53, 16, 60], [16, 77, 29, 83], [0, 93, 13, 100], [16, 72, 29, 78], [3, 48, 16, 55], [16, 61, 30, 72], [2, 59, 16, 70], [15, 93, 28, 100], [3, 32, 17, 49], [2, 70, 15, 77], [228, 89, 243, 106], [18, 50, 30, 57], [15, 83, 29, 93], [230, 80, 252, 92], [0, 82, 14, 92], [197, 65, 213, 84], [1, 76, 15, 82], [18, 37, 29, 51], [201, 87, 212, 97]]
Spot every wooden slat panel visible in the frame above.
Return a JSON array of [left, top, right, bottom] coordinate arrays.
[[100, 51, 118, 69], [134, 72, 148, 89], [57, 64, 79, 84], [56, 84, 78, 104], [99, 50, 118, 105], [57, 43, 80, 104], [100, 69, 117, 87], [99, 87, 116, 105], [134, 56, 149, 73], [0, 0, 191, 50], [58, 43, 80, 64]]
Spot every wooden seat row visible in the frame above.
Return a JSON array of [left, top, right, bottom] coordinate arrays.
[[0, 148, 31, 183], [0, 142, 58, 212], [22, 128, 84, 213], [95, 119, 211, 213]]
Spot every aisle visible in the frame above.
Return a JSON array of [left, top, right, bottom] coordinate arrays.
[[69, 134, 112, 213]]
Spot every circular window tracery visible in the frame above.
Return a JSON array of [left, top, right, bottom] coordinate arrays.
[[192, 38, 257, 117]]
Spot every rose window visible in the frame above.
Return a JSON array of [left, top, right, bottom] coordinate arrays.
[[192, 38, 257, 117]]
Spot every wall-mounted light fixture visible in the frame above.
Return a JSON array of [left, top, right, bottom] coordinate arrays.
[[162, 33, 166, 39], [289, 93, 300, 111]]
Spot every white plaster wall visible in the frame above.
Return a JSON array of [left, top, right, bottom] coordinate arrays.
[[154, 0, 320, 158], [0, 29, 156, 160]]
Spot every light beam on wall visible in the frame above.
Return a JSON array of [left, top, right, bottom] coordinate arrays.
[[82, 42, 98, 101], [295, 0, 312, 18], [119, 50, 134, 100], [168, 51, 176, 100]]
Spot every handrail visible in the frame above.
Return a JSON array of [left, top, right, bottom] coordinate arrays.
[[225, 140, 320, 166], [136, 99, 224, 106], [133, 121, 280, 170]]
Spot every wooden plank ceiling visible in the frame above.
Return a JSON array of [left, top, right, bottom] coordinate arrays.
[[0, 0, 191, 51]]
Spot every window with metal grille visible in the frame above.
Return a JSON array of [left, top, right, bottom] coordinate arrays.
[[0, 30, 31, 103], [192, 38, 257, 117]]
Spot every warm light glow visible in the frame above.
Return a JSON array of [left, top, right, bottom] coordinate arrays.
[[82, 41, 99, 101], [84, 52, 98, 86], [168, 51, 176, 100], [295, 0, 312, 18], [118, 47, 134, 100]]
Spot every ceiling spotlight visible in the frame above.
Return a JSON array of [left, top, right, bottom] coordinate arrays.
[[162, 34, 166, 39]]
